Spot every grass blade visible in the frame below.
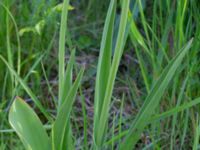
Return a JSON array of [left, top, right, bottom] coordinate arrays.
[[61, 49, 75, 106], [95, 0, 130, 147], [93, 0, 116, 145], [120, 38, 193, 149], [58, 0, 70, 106], [106, 96, 200, 146], [52, 68, 84, 150], [0, 2, 21, 75], [0, 55, 52, 122]]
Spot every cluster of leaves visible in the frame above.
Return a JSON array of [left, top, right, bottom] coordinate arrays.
[[1, 0, 200, 149]]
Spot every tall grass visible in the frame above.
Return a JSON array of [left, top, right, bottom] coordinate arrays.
[[93, 0, 129, 148], [1, 0, 200, 149]]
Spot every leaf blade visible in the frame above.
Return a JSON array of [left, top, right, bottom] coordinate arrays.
[[120, 38, 193, 149], [9, 97, 50, 150], [52, 68, 84, 150]]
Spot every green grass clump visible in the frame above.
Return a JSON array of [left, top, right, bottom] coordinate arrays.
[[1, 0, 200, 149]]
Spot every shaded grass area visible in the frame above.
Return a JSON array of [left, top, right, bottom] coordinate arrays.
[[0, 0, 200, 149]]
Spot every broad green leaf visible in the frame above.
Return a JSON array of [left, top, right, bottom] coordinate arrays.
[[120, 39, 193, 149], [9, 97, 50, 150], [52, 68, 84, 150]]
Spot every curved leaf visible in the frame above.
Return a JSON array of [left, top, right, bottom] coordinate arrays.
[[9, 97, 50, 150]]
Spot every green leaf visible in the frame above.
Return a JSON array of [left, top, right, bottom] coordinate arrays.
[[93, 0, 116, 144], [58, 0, 70, 107], [120, 38, 193, 149], [128, 10, 150, 56], [35, 20, 45, 35], [94, 0, 130, 147], [52, 68, 84, 150], [19, 27, 36, 36], [105, 96, 200, 146], [9, 97, 50, 150], [151, 97, 200, 121], [52, 3, 74, 12], [19, 19, 45, 36], [60, 49, 75, 106], [59, 49, 76, 150]]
